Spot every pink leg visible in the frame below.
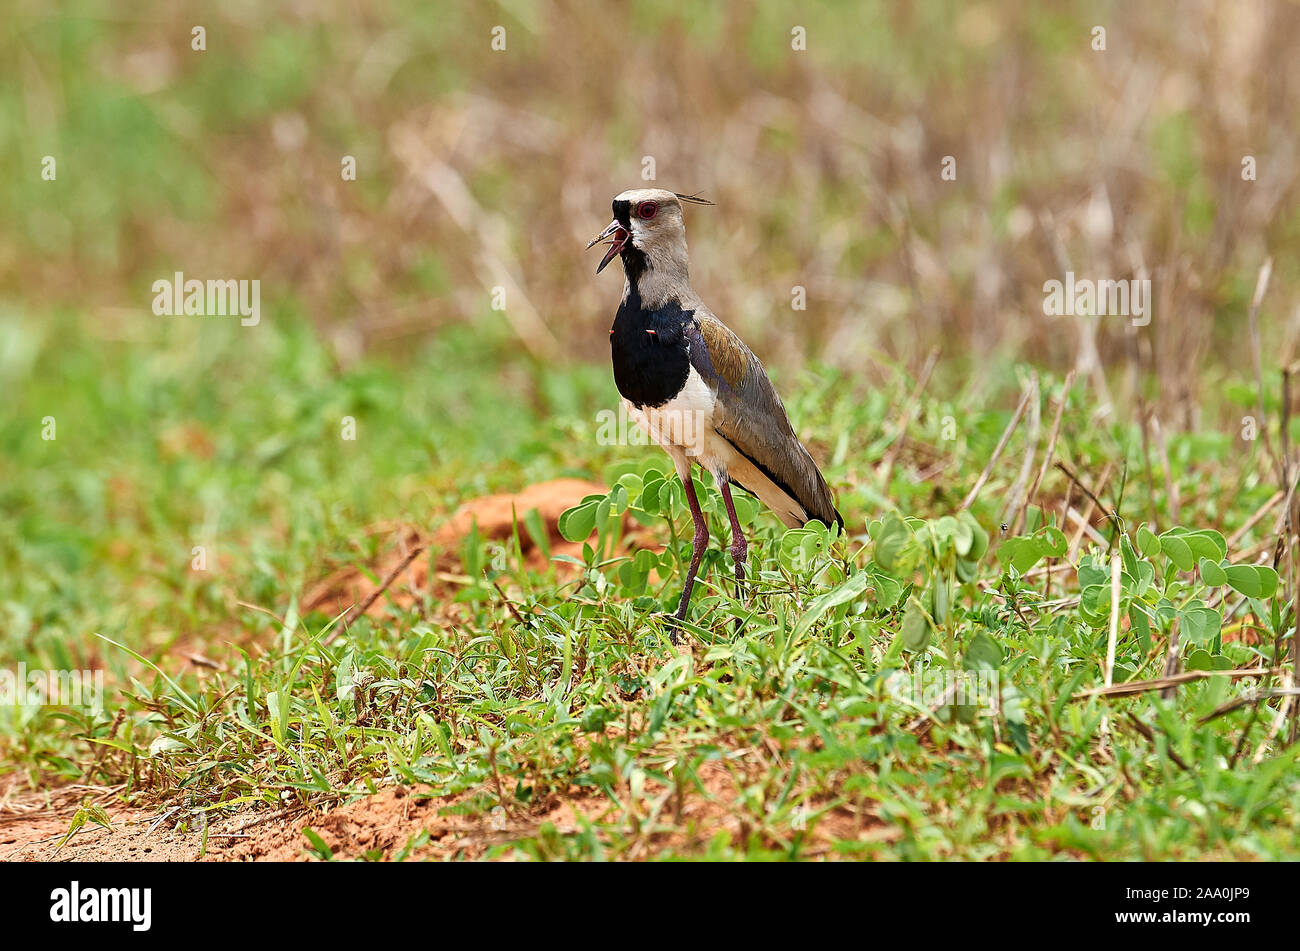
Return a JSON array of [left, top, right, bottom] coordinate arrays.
[[719, 479, 748, 600], [672, 472, 710, 638]]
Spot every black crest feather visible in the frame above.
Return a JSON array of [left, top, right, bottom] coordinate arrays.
[[674, 192, 715, 206]]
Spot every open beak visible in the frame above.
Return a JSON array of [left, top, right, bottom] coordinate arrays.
[[586, 219, 628, 274]]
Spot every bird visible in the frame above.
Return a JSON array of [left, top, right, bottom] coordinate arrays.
[[587, 188, 842, 638]]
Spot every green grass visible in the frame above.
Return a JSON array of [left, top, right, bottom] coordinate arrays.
[[4, 307, 1299, 860], [4, 0, 1300, 861]]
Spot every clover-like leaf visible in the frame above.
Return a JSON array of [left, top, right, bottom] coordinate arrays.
[[1180, 605, 1222, 644], [964, 631, 1002, 670], [998, 537, 1042, 574], [1159, 533, 1194, 571], [558, 500, 599, 542], [1199, 558, 1228, 587], [1223, 564, 1277, 599], [873, 512, 912, 573], [901, 597, 931, 652]]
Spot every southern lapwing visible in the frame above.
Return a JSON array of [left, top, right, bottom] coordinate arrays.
[[587, 188, 842, 637]]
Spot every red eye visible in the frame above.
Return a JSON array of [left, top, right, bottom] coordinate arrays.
[[637, 201, 658, 220]]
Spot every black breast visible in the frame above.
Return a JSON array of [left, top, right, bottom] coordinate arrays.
[[609, 284, 694, 409]]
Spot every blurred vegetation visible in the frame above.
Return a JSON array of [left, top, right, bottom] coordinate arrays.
[[3, 1, 1300, 859], [3, 1, 1297, 390]]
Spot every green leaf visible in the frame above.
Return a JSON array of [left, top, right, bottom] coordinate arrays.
[[640, 477, 665, 515], [900, 598, 930, 652], [929, 578, 950, 627], [1080, 583, 1112, 625], [795, 572, 870, 637], [336, 654, 356, 704], [731, 493, 759, 525], [1223, 565, 1264, 598], [558, 501, 598, 542], [950, 516, 976, 557], [1136, 526, 1161, 557], [1187, 647, 1232, 672], [1022, 506, 1044, 533], [998, 537, 1042, 573], [1129, 604, 1151, 652], [963, 513, 991, 561], [1180, 529, 1227, 563], [1180, 606, 1222, 645], [1130, 560, 1156, 597], [1159, 533, 1194, 571], [1078, 561, 1109, 588], [302, 828, 334, 860], [873, 513, 912, 572], [964, 631, 1002, 670], [866, 568, 903, 609], [1120, 534, 1140, 578], [523, 507, 550, 561], [999, 525, 1068, 574], [1039, 526, 1068, 558], [1199, 558, 1228, 587]]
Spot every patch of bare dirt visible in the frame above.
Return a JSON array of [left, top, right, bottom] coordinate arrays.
[[2, 783, 616, 862], [4, 759, 896, 861], [301, 478, 608, 621], [210, 785, 615, 861], [157, 479, 613, 676], [0, 781, 175, 862]]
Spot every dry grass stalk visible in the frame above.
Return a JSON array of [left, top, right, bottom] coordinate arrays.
[[960, 384, 1034, 512], [1073, 666, 1282, 701]]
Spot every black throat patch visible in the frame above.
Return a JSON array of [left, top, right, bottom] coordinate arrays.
[[609, 282, 694, 409], [612, 200, 648, 285]]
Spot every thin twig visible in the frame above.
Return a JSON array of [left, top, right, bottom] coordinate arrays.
[[1001, 372, 1041, 532], [1247, 257, 1278, 484], [1227, 489, 1284, 551], [1072, 666, 1281, 701], [1016, 370, 1074, 536], [1064, 506, 1108, 548], [1055, 460, 1119, 533], [1125, 714, 1190, 771], [960, 384, 1034, 511], [1160, 617, 1181, 700], [1252, 672, 1295, 764], [1199, 686, 1300, 724], [877, 347, 939, 489], [325, 545, 426, 644], [1100, 550, 1121, 746]]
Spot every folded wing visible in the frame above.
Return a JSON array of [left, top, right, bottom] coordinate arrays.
[[686, 310, 843, 530]]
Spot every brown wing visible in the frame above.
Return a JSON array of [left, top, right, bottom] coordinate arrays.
[[688, 310, 842, 529]]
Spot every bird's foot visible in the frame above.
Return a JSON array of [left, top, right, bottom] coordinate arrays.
[[730, 546, 748, 635], [665, 610, 687, 646]]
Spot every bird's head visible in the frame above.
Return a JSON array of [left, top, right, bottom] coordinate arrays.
[[586, 189, 714, 277]]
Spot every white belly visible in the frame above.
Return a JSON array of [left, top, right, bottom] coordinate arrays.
[[627, 367, 809, 527], [626, 368, 728, 470]]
